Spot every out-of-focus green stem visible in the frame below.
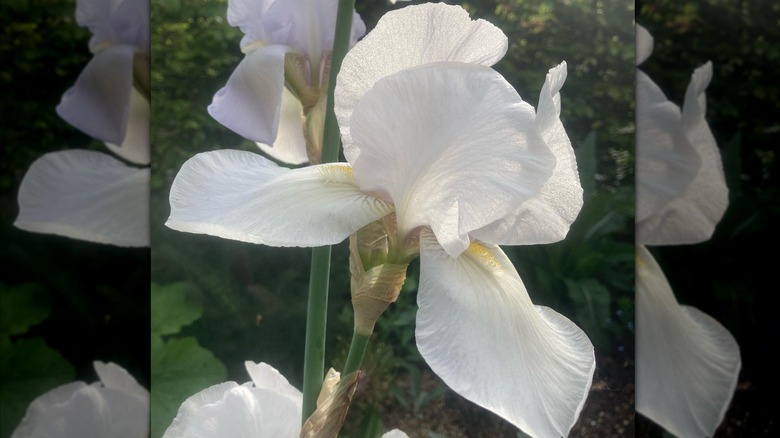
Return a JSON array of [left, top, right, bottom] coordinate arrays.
[[301, 0, 356, 425], [343, 332, 370, 376]]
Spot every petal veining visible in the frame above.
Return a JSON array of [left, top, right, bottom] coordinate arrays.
[[348, 63, 553, 257], [636, 246, 740, 438], [166, 150, 393, 246], [416, 230, 595, 437]]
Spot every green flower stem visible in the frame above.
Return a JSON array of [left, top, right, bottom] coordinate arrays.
[[302, 246, 332, 423], [301, 0, 356, 424], [343, 332, 371, 376], [320, 0, 355, 164]]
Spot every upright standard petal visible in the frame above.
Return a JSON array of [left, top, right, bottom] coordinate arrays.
[[14, 150, 150, 247], [636, 24, 653, 66], [56, 44, 136, 145], [208, 45, 287, 145], [472, 62, 583, 246], [636, 64, 727, 245], [244, 361, 302, 406], [347, 63, 554, 257], [93, 361, 149, 401], [76, 0, 150, 49], [636, 246, 740, 438], [166, 150, 393, 246], [416, 231, 595, 438], [255, 87, 309, 165], [104, 86, 151, 165], [335, 2, 508, 153]]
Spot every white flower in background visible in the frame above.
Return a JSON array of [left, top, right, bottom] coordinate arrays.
[[635, 24, 741, 438], [167, 5, 594, 437], [14, 0, 150, 247], [11, 361, 150, 438], [163, 361, 407, 438], [208, 0, 366, 164]]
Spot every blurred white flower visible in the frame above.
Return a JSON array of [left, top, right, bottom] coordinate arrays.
[[163, 361, 406, 438], [635, 23, 741, 438], [208, 0, 365, 164], [11, 361, 149, 438], [14, 0, 150, 247], [167, 5, 594, 437]]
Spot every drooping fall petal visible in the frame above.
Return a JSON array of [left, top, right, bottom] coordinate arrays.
[[56, 44, 136, 145], [415, 230, 595, 438], [636, 246, 740, 438], [335, 2, 508, 153], [347, 63, 554, 257], [472, 62, 583, 245], [208, 45, 287, 145], [166, 150, 393, 246], [14, 150, 150, 247]]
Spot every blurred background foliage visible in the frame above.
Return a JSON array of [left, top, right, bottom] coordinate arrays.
[[151, 0, 634, 436], [1, 1, 150, 436], [637, 1, 779, 436]]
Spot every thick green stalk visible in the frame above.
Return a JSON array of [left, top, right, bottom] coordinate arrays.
[[301, 0, 356, 424], [343, 332, 371, 376]]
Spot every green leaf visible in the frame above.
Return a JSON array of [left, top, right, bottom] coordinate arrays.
[[0, 283, 50, 336], [151, 337, 227, 438], [0, 338, 75, 438], [151, 282, 202, 336]]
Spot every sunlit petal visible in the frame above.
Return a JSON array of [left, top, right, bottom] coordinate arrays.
[[472, 62, 582, 245], [416, 231, 595, 438], [244, 361, 302, 406], [14, 150, 150, 247], [208, 45, 287, 145], [336, 2, 508, 152], [256, 87, 308, 165], [104, 87, 150, 165], [166, 150, 393, 246], [636, 246, 740, 438], [56, 45, 136, 145], [348, 63, 553, 257], [93, 361, 149, 401]]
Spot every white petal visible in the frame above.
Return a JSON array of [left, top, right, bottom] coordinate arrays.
[[244, 361, 302, 406], [636, 246, 740, 438], [163, 383, 300, 438], [381, 430, 409, 438], [93, 361, 149, 401], [472, 62, 583, 246], [416, 230, 595, 438], [348, 63, 553, 257], [12, 383, 149, 438], [14, 150, 150, 247], [104, 86, 151, 165], [227, 0, 276, 47], [76, 0, 149, 49], [208, 45, 287, 145], [335, 2, 508, 152], [636, 65, 727, 245], [636, 24, 653, 66], [56, 45, 136, 145], [256, 87, 308, 165], [166, 150, 393, 246]]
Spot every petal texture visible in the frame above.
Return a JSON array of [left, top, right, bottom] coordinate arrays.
[[348, 63, 554, 257], [166, 150, 393, 246], [14, 150, 150, 247], [56, 44, 136, 145], [472, 62, 583, 245], [208, 45, 287, 145], [636, 246, 740, 438], [76, 0, 149, 49], [335, 2, 508, 152], [416, 230, 595, 438]]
